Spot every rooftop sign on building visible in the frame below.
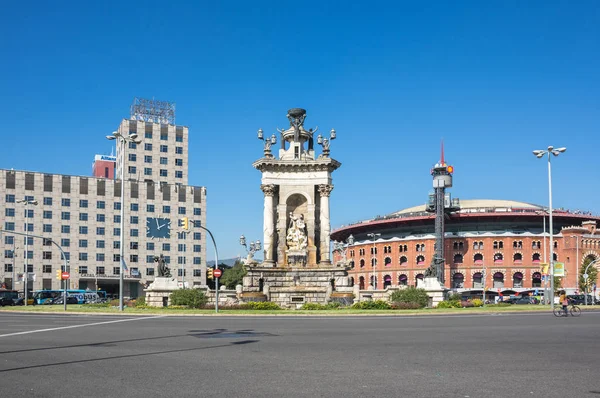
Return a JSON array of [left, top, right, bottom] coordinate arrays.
[[94, 155, 117, 162]]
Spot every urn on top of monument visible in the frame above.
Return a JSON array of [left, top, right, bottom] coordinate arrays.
[[256, 108, 337, 161]]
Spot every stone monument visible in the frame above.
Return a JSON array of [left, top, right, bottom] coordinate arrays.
[[145, 254, 179, 307], [241, 108, 353, 308]]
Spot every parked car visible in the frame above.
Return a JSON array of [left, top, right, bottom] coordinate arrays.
[[506, 296, 539, 305], [567, 295, 598, 305]]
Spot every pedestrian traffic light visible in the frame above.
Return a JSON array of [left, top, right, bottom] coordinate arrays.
[[207, 268, 213, 279], [55, 269, 62, 280], [181, 217, 189, 231]]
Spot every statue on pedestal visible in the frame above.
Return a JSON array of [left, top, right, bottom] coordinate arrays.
[[286, 213, 307, 250], [154, 254, 171, 278]]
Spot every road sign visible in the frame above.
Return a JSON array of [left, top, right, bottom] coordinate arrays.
[[61, 272, 70, 280], [213, 269, 222, 278], [554, 262, 565, 277]]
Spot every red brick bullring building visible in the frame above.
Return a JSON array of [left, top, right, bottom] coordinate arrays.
[[331, 200, 600, 297]]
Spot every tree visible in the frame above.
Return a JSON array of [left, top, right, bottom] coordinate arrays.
[[579, 256, 598, 294], [220, 259, 247, 289]]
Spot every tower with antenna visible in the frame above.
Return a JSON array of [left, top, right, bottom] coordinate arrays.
[[425, 142, 460, 285]]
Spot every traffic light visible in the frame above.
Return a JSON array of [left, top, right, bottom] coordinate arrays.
[[55, 269, 62, 280], [181, 217, 189, 231], [207, 268, 214, 279]]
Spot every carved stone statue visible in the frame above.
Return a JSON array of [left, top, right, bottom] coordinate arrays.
[[154, 254, 171, 278], [286, 212, 308, 251]]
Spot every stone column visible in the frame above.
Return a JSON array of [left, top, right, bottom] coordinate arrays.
[[261, 184, 276, 267], [318, 184, 334, 265]]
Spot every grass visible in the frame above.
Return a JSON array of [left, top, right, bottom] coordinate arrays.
[[0, 304, 585, 316]]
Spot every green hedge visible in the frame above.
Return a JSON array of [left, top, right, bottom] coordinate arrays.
[[390, 287, 429, 308], [351, 300, 391, 310], [170, 289, 207, 309], [241, 301, 281, 310], [300, 302, 341, 310]]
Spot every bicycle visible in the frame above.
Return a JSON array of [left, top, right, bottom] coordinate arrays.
[[553, 303, 581, 317]]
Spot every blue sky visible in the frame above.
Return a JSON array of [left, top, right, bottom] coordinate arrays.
[[1, 1, 598, 260]]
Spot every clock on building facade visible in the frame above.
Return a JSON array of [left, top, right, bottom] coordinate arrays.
[[146, 217, 171, 239]]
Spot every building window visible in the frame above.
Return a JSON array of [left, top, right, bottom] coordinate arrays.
[[43, 224, 52, 233], [96, 253, 105, 262], [97, 201, 106, 209], [113, 254, 120, 262], [114, 202, 121, 210], [145, 131, 152, 139], [175, 171, 183, 179], [114, 215, 121, 223], [43, 197, 52, 205], [61, 198, 70, 207], [79, 226, 88, 234], [96, 227, 105, 235], [130, 229, 139, 237], [129, 142, 137, 149], [79, 253, 88, 261], [61, 225, 70, 233], [97, 214, 106, 222], [193, 268, 201, 276], [130, 241, 139, 250], [96, 240, 105, 249], [160, 157, 168, 165], [453, 254, 463, 264], [4, 208, 15, 217], [131, 203, 139, 211], [61, 212, 70, 220], [162, 243, 170, 251], [43, 264, 52, 273], [160, 133, 168, 141], [178, 244, 186, 252], [113, 228, 121, 236], [130, 255, 138, 263], [193, 232, 201, 240], [128, 153, 137, 162], [493, 241, 504, 249], [178, 207, 186, 215], [176, 147, 183, 154], [193, 245, 201, 253], [160, 145, 168, 153], [474, 253, 483, 264], [144, 155, 152, 163], [147, 204, 155, 213], [113, 267, 120, 275], [146, 268, 155, 276], [128, 166, 137, 174], [97, 266, 105, 275], [193, 258, 201, 265], [160, 169, 168, 177], [61, 238, 70, 247], [163, 205, 171, 214], [144, 143, 153, 151], [175, 159, 183, 166], [130, 216, 138, 224], [79, 239, 88, 248], [43, 210, 52, 219], [80, 199, 88, 208], [144, 168, 152, 176], [79, 213, 88, 221]]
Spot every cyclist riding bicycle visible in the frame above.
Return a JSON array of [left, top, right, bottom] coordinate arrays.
[[559, 290, 568, 316]]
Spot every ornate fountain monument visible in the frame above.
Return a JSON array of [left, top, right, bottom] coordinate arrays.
[[241, 108, 353, 308]]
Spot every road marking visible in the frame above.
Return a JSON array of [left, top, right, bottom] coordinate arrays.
[[0, 315, 165, 338]]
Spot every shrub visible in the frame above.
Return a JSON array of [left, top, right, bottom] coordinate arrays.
[[300, 302, 342, 310], [390, 287, 429, 308], [109, 299, 120, 307], [471, 299, 483, 307], [488, 302, 512, 307], [170, 289, 207, 309], [84, 302, 110, 308], [436, 301, 453, 309], [241, 301, 281, 310], [352, 300, 391, 310], [448, 293, 462, 301], [461, 300, 474, 308], [134, 296, 146, 307], [391, 302, 422, 310]]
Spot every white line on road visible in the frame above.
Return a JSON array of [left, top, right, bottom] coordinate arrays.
[[0, 315, 165, 338]]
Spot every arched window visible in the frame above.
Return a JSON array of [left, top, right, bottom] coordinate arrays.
[[494, 253, 503, 264], [384, 257, 392, 267], [349, 277, 354, 287], [360, 259, 365, 268], [384, 275, 392, 288], [416, 255, 425, 265], [452, 273, 464, 288], [349, 260, 355, 269], [370, 275, 376, 288], [399, 256, 408, 266], [453, 254, 463, 264], [398, 274, 408, 286], [553, 252, 558, 261], [513, 272, 523, 288], [474, 253, 483, 265], [493, 272, 504, 288], [359, 276, 365, 290], [371, 258, 377, 267], [532, 272, 542, 288], [415, 273, 424, 286], [532, 253, 541, 263], [472, 272, 483, 288], [513, 253, 522, 263]]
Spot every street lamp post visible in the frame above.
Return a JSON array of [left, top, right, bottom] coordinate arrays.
[[11, 245, 18, 290], [367, 233, 380, 289], [239, 235, 261, 265], [17, 199, 37, 306], [107, 130, 142, 311], [533, 146, 566, 306], [572, 235, 579, 292]]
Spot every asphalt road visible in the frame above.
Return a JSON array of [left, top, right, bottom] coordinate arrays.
[[1, 311, 599, 397]]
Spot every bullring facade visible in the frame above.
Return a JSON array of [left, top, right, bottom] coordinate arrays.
[[331, 200, 600, 295]]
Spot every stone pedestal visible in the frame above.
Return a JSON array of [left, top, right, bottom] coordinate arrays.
[[145, 277, 179, 307], [417, 277, 448, 308]]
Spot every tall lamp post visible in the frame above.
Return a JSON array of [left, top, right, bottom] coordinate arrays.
[[367, 233, 380, 289], [582, 258, 599, 306], [17, 199, 37, 306], [106, 130, 142, 311], [533, 146, 566, 306], [572, 235, 579, 292]]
